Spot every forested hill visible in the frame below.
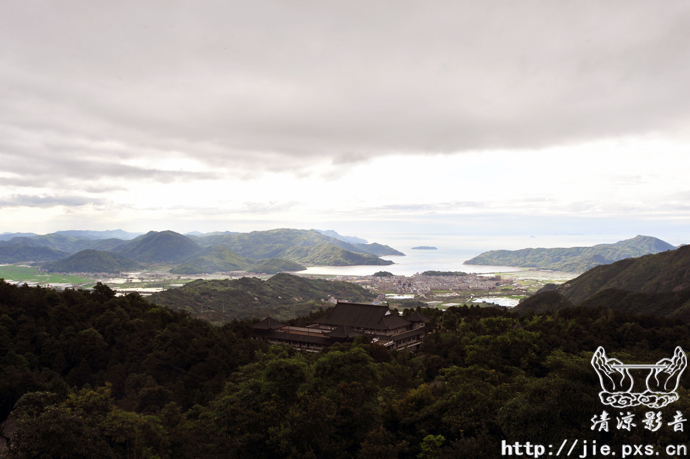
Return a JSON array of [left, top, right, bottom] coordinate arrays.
[[514, 244, 690, 319], [515, 286, 690, 321], [148, 272, 376, 322], [0, 279, 265, 457], [168, 246, 306, 275], [463, 235, 675, 272], [112, 230, 202, 263], [278, 243, 394, 266], [1, 228, 400, 269], [0, 245, 71, 264], [194, 228, 402, 262], [4, 280, 690, 458], [43, 249, 142, 274], [558, 244, 690, 303]]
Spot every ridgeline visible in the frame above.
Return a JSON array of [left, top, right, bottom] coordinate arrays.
[[43, 250, 142, 274], [0, 228, 400, 272], [464, 235, 675, 273], [169, 246, 305, 275], [514, 244, 690, 320]]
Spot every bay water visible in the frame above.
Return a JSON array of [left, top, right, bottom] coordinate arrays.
[[303, 233, 618, 276]]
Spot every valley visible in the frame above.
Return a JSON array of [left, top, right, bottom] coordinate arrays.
[[1, 230, 680, 315]]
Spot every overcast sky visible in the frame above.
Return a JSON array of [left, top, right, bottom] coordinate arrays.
[[1, 1, 689, 247]]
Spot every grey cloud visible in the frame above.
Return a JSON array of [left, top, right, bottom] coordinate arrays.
[[0, 159, 219, 189], [82, 184, 128, 194], [332, 152, 372, 166], [0, 129, 221, 190], [1, 0, 689, 177], [0, 194, 106, 208]]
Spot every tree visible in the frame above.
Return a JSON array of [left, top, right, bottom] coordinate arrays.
[[7, 404, 116, 459]]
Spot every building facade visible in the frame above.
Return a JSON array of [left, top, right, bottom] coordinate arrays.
[[251, 301, 428, 352]]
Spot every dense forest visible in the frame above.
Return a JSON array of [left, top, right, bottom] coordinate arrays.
[[2, 279, 690, 458]]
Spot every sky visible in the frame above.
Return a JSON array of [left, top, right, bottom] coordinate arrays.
[[1, 1, 689, 248]]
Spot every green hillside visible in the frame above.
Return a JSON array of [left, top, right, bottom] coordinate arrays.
[[148, 272, 375, 322], [170, 246, 255, 274], [82, 238, 128, 251], [196, 228, 398, 265], [464, 235, 675, 272], [580, 288, 690, 321], [513, 291, 575, 315], [196, 228, 345, 258], [4, 228, 398, 269], [0, 245, 71, 263], [352, 242, 405, 256], [0, 228, 398, 271], [169, 246, 306, 274], [113, 230, 202, 263], [0, 234, 89, 252], [43, 249, 142, 273], [514, 245, 690, 319], [280, 243, 394, 266], [558, 244, 690, 303], [515, 287, 690, 322], [250, 258, 306, 274]]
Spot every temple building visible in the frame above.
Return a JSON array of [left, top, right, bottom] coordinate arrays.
[[250, 301, 428, 353]]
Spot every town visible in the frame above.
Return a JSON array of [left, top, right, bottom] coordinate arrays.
[[357, 272, 517, 296]]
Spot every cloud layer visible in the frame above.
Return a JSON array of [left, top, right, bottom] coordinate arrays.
[[1, 1, 689, 239], [3, 1, 690, 169]]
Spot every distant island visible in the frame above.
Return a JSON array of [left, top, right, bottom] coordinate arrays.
[[463, 235, 675, 273], [411, 246, 437, 250]]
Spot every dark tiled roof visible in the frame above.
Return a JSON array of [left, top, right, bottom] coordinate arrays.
[[381, 314, 411, 330], [406, 311, 429, 322], [251, 316, 287, 330], [315, 302, 411, 330], [327, 324, 362, 339]]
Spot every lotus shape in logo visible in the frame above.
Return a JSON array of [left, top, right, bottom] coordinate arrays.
[[591, 346, 687, 409]]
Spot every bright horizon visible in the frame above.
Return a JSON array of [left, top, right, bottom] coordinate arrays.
[[2, 2, 689, 248]]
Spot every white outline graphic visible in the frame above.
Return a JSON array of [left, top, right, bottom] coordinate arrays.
[[591, 346, 687, 409]]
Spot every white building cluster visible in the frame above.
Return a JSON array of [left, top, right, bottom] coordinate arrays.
[[358, 273, 515, 296]]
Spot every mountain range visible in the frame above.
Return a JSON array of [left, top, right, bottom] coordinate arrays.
[[0, 245, 71, 264], [43, 250, 143, 274], [514, 244, 690, 321], [169, 246, 306, 275], [0, 228, 402, 274], [463, 235, 675, 273]]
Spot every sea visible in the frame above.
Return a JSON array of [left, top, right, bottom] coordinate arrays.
[[303, 247, 520, 276], [303, 233, 623, 277]]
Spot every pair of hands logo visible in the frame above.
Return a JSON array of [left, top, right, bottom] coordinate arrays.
[[591, 347, 687, 409]]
